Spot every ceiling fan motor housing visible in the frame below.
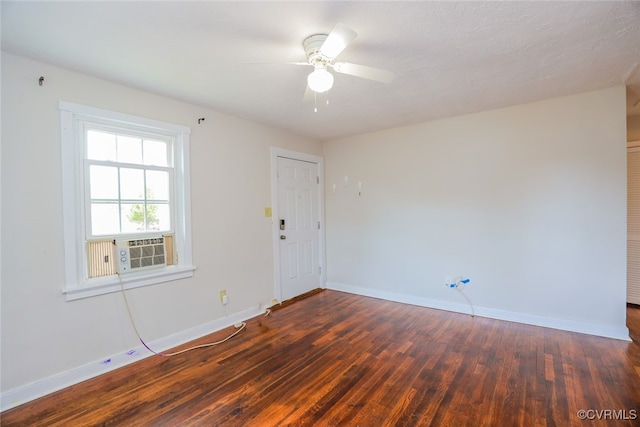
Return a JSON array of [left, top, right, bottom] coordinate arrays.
[[303, 34, 330, 65]]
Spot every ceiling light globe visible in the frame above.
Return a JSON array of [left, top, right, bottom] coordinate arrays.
[[307, 68, 334, 93]]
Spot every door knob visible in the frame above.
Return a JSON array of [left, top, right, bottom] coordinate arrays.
[[280, 235, 286, 240]]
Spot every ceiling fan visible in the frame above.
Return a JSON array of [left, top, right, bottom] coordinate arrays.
[[295, 23, 395, 94]]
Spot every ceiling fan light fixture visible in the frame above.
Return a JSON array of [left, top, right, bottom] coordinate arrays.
[[307, 67, 334, 93]]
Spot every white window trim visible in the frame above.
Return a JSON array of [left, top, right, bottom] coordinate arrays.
[[60, 101, 195, 301]]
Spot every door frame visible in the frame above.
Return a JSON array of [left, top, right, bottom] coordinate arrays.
[[628, 141, 640, 304], [270, 147, 325, 303]]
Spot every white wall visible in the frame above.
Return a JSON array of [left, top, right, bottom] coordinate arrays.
[[324, 86, 628, 339], [0, 52, 321, 403]]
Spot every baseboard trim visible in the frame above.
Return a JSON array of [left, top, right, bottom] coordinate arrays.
[[0, 305, 262, 412], [270, 288, 325, 312], [326, 281, 631, 342]]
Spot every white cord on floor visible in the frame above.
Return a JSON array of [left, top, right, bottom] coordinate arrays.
[[118, 275, 246, 357], [456, 287, 475, 317]]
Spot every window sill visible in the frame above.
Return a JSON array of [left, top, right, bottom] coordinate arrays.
[[63, 265, 197, 301]]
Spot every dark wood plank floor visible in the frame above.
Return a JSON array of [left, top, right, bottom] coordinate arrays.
[[3, 291, 640, 426]]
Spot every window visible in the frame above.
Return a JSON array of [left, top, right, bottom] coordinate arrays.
[[60, 101, 195, 300]]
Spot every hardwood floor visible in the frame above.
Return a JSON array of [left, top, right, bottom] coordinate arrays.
[[3, 291, 640, 426]]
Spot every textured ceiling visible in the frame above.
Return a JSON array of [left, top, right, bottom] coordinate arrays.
[[2, 1, 640, 141]]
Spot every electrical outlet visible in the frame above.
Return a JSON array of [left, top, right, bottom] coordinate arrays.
[[220, 289, 228, 305]]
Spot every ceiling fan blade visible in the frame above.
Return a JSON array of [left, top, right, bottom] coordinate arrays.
[[332, 62, 395, 83], [242, 61, 309, 66], [320, 23, 357, 60]]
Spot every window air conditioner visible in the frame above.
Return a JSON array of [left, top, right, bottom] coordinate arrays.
[[115, 237, 166, 274]]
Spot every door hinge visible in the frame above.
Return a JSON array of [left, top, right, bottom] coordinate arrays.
[[317, 221, 321, 230], [319, 266, 322, 275], [317, 176, 319, 184]]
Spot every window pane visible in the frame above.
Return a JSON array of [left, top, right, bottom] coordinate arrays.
[[89, 165, 118, 199], [150, 204, 171, 231], [143, 139, 168, 166], [91, 203, 120, 235], [146, 170, 169, 200], [117, 135, 142, 164], [120, 168, 144, 200], [122, 203, 145, 233], [87, 130, 116, 161]]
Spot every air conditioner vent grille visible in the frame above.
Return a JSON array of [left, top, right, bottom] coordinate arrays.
[[128, 238, 165, 269], [117, 237, 166, 273]]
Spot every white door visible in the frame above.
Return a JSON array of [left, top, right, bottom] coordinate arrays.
[[276, 156, 321, 301]]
